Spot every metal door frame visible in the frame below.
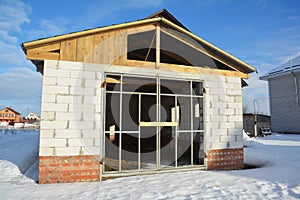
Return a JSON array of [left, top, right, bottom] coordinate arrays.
[[102, 73, 204, 175]]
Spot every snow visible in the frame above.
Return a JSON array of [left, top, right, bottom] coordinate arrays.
[[0, 129, 39, 181], [243, 130, 254, 147], [0, 131, 300, 199]]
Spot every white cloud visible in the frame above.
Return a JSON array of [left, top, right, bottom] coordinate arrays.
[[0, 31, 18, 44], [0, 0, 42, 114], [0, 42, 26, 67], [255, 0, 269, 8], [0, 32, 25, 66], [127, 0, 164, 7], [0, 67, 42, 114], [25, 18, 70, 40], [287, 15, 299, 21], [0, 67, 42, 100], [75, 0, 164, 29], [0, 0, 31, 32], [239, 29, 300, 114], [23, 0, 164, 40], [232, 18, 300, 115], [194, 0, 232, 6], [242, 73, 270, 114], [0, 0, 31, 67]]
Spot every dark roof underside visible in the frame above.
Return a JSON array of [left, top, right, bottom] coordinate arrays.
[[146, 9, 190, 31]]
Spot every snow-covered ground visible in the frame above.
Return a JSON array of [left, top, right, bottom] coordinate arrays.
[[0, 131, 299, 199], [0, 129, 39, 181]]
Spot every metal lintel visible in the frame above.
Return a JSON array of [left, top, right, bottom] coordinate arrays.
[[139, 121, 179, 127]]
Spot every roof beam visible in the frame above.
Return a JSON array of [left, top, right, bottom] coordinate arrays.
[[155, 24, 160, 69], [26, 43, 60, 51], [26, 50, 59, 60], [126, 60, 249, 78]]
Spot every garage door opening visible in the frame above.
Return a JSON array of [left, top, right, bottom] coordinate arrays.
[[103, 74, 204, 174]]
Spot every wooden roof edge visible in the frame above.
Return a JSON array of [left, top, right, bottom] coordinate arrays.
[[22, 17, 162, 50], [160, 18, 256, 73]]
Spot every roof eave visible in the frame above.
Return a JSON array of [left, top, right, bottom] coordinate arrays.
[[260, 67, 300, 80], [22, 17, 162, 50]]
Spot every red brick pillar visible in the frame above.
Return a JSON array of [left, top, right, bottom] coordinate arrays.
[[207, 148, 244, 170], [39, 155, 100, 184]]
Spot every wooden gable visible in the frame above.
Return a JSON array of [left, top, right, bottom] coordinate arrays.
[[22, 10, 255, 78], [23, 21, 158, 73]]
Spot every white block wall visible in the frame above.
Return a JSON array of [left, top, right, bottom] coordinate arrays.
[[40, 60, 103, 156], [204, 75, 243, 151], [40, 60, 244, 157]]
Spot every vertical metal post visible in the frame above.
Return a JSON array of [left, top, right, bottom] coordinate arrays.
[[175, 95, 178, 167], [202, 81, 208, 170], [254, 114, 257, 137], [119, 75, 123, 171], [100, 74, 106, 180], [157, 77, 160, 169], [253, 99, 259, 137], [190, 81, 194, 165], [138, 94, 141, 170], [291, 71, 299, 107]]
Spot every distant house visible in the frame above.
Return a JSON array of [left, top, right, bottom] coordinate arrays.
[[260, 55, 300, 133], [23, 112, 40, 125], [243, 113, 271, 137], [22, 9, 256, 184], [25, 112, 40, 121], [0, 107, 21, 125]]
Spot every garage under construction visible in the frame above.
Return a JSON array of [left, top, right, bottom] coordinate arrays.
[[22, 9, 256, 184]]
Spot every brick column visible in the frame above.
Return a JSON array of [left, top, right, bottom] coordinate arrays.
[[39, 156, 100, 184], [205, 75, 244, 170], [207, 148, 244, 170]]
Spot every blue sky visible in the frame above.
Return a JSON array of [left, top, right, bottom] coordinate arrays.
[[1, 0, 300, 115]]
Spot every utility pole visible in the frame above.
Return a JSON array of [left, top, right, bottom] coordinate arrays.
[[253, 99, 259, 137]]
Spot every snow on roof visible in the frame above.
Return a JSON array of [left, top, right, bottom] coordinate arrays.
[[260, 55, 300, 80]]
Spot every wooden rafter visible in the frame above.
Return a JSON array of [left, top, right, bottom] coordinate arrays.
[[155, 24, 160, 69], [144, 30, 156, 62], [126, 60, 249, 78]]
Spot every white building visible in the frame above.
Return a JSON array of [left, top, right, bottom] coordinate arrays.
[[22, 10, 256, 184], [260, 55, 300, 133]]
